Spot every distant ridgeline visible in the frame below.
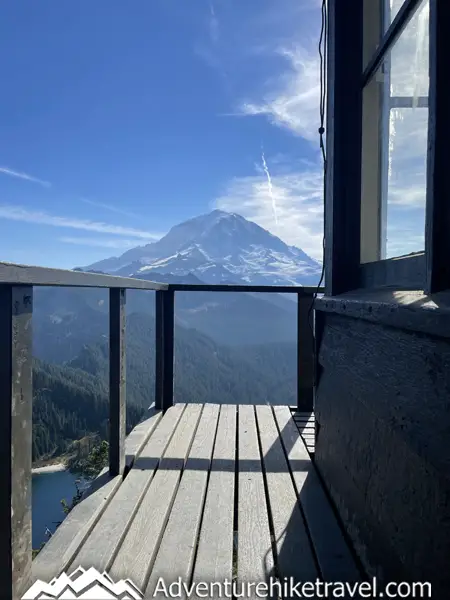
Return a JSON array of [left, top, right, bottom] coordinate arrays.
[[32, 311, 297, 463]]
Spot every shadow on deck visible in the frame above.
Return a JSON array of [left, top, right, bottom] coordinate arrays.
[[31, 404, 363, 598]]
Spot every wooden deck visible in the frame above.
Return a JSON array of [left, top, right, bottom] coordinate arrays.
[[32, 404, 361, 596]]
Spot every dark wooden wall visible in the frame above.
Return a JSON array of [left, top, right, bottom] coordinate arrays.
[[314, 309, 450, 598]]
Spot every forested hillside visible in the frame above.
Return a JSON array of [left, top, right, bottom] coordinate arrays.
[[32, 311, 297, 463], [32, 360, 144, 461]]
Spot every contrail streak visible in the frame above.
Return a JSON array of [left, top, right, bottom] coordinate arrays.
[[0, 166, 51, 188], [261, 150, 278, 225]]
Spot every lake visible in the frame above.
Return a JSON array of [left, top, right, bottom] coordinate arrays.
[[32, 470, 86, 549]]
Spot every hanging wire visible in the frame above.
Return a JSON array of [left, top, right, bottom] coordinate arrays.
[[306, 0, 327, 393], [316, 0, 327, 292]]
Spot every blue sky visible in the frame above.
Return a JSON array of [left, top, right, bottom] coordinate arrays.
[[0, 0, 428, 269]]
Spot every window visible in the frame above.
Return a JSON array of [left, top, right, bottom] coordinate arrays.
[[326, 0, 448, 295], [361, 0, 429, 264], [385, 0, 413, 30]]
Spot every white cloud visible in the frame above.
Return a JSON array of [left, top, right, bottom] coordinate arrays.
[[214, 163, 324, 260], [59, 237, 150, 249], [0, 204, 162, 239], [238, 46, 321, 141], [0, 166, 51, 188]]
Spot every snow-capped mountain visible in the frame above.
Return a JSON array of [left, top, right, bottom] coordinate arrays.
[[84, 210, 322, 286]]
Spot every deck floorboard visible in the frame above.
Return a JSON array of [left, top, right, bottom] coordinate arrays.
[[192, 404, 236, 586], [110, 404, 202, 590], [70, 404, 184, 573], [32, 403, 361, 595], [145, 403, 220, 596], [237, 405, 274, 595], [256, 405, 318, 582], [275, 406, 361, 582]]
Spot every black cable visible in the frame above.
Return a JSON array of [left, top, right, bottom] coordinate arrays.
[[306, 0, 327, 392], [316, 0, 327, 292]]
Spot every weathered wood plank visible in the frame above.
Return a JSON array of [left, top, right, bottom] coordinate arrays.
[[110, 404, 203, 590], [71, 405, 183, 573], [293, 412, 314, 417], [0, 285, 33, 599], [293, 417, 315, 424], [256, 406, 318, 581], [109, 288, 126, 475], [237, 405, 274, 592], [0, 261, 168, 290], [146, 404, 220, 595], [296, 425, 315, 433], [124, 409, 163, 472], [274, 406, 360, 582], [192, 405, 237, 586]]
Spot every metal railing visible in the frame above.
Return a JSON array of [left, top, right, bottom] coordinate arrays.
[[0, 260, 322, 598]]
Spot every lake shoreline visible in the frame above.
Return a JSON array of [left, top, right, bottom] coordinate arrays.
[[32, 463, 67, 475]]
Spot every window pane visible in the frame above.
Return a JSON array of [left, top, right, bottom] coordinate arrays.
[[361, 0, 429, 262], [384, 0, 407, 30], [384, 0, 429, 258]]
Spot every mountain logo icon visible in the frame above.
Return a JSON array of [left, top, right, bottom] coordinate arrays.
[[21, 566, 143, 599]]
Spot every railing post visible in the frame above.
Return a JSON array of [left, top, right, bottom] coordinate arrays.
[[0, 285, 33, 599], [109, 288, 126, 476], [155, 290, 175, 411], [297, 293, 314, 412]]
